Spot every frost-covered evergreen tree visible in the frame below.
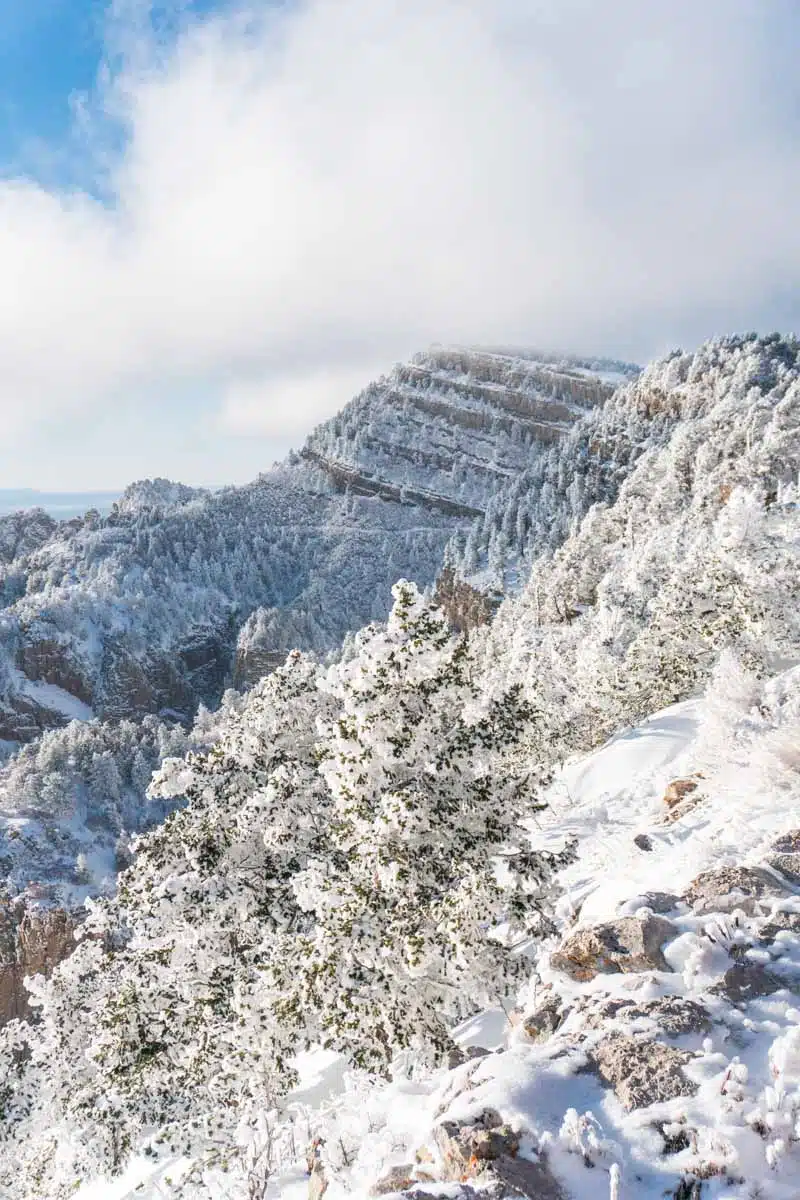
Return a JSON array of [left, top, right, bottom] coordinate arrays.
[[270, 581, 569, 1071], [0, 714, 191, 902], [0, 654, 336, 1192], [0, 591, 572, 1197]]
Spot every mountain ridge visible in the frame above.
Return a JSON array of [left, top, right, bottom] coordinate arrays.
[[0, 345, 630, 741]]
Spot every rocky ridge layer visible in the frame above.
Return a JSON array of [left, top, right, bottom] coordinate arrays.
[[302, 346, 637, 516]]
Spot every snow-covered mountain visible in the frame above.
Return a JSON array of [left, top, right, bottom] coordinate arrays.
[[0, 348, 629, 745], [302, 345, 637, 515], [0, 333, 798, 1200]]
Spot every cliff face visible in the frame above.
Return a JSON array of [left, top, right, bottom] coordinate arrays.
[[0, 348, 636, 733], [0, 904, 77, 1025], [303, 346, 637, 517]]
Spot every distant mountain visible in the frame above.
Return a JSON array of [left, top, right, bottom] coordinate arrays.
[[0, 348, 632, 742], [302, 345, 638, 515], [0, 489, 121, 519]]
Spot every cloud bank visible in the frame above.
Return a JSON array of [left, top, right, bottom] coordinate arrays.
[[0, 0, 798, 466]]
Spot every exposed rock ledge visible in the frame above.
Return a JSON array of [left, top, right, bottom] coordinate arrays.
[[0, 903, 77, 1025]]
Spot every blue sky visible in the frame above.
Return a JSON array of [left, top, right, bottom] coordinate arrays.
[[0, 0, 104, 169], [0, 0, 797, 490], [0, 0, 224, 189]]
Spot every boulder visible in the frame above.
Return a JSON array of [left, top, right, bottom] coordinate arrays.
[[683, 867, 790, 915], [637, 997, 712, 1036], [586, 996, 711, 1037], [711, 963, 783, 1006], [446, 1044, 491, 1070], [773, 831, 800, 854], [370, 1165, 416, 1195], [588, 1034, 697, 1111], [662, 777, 703, 823], [522, 997, 566, 1043], [758, 910, 800, 941], [550, 915, 677, 982], [768, 853, 800, 885], [430, 1112, 568, 1199], [489, 1154, 570, 1199], [623, 891, 681, 915], [433, 1109, 519, 1176]]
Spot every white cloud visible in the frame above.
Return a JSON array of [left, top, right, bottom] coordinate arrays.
[[217, 362, 391, 437], [0, 0, 798, 459]]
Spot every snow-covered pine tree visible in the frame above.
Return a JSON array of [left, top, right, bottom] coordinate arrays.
[[270, 581, 571, 1072], [2, 652, 336, 1191]]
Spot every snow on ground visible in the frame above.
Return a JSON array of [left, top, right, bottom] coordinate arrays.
[[537, 699, 704, 923], [75, 1157, 187, 1200], [13, 669, 95, 721], [287, 685, 800, 1199]]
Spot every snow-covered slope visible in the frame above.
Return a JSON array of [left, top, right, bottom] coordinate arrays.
[[59, 669, 800, 1200], [265, 668, 800, 1200], [304, 346, 637, 515], [1, 334, 799, 1200], [448, 333, 799, 594]]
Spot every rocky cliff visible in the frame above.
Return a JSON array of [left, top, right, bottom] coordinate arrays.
[[303, 346, 637, 516], [0, 903, 76, 1025]]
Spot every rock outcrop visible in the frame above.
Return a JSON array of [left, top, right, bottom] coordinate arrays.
[[434, 1108, 521, 1174], [587, 1034, 697, 1111], [0, 904, 77, 1024], [521, 995, 566, 1043], [0, 694, 71, 742], [584, 995, 711, 1037], [683, 866, 790, 915], [429, 1110, 567, 1199], [16, 634, 93, 706], [369, 1165, 417, 1196], [661, 776, 703, 823], [550, 914, 677, 981], [712, 962, 783, 1005], [768, 852, 800, 884]]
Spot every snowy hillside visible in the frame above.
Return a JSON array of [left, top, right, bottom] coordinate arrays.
[[266, 667, 800, 1200], [0, 333, 799, 1200], [304, 346, 637, 515], [19, 667, 800, 1200]]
